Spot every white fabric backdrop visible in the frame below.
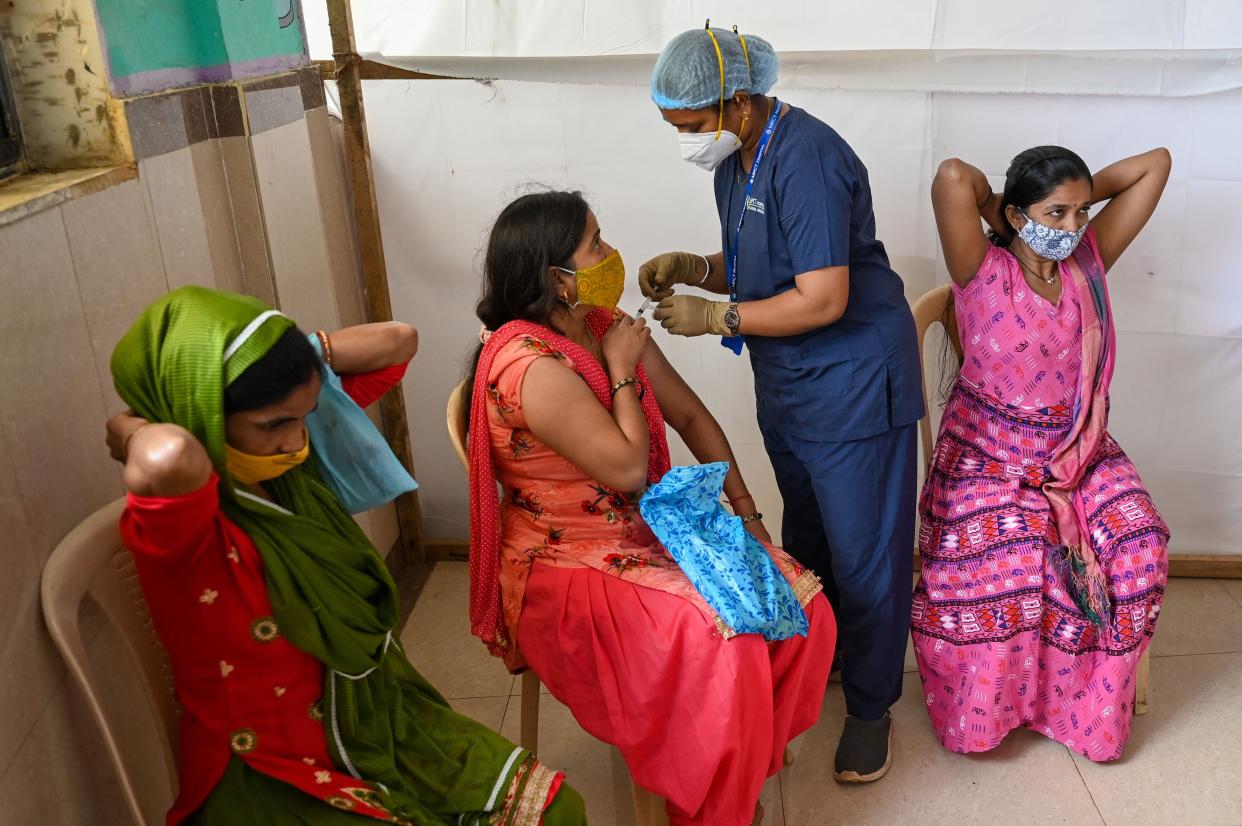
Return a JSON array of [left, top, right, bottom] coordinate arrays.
[[307, 4, 1242, 554], [306, 0, 1242, 57]]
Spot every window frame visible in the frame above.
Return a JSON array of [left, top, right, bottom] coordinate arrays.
[[0, 45, 23, 180]]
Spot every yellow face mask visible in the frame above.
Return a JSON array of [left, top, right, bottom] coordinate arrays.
[[226, 429, 310, 485], [558, 249, 626, 310]]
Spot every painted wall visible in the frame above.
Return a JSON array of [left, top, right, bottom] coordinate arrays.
[[0, 0, 129, 168], [95, 0, 308, 96]]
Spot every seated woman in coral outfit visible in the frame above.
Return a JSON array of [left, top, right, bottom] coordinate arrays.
[[465, 190, 837, 826], [914, 146, 1172, 761]]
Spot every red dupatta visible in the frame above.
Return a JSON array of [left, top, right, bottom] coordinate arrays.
[[467, 308, 672, 663], [1045, 228, 1117, 627]]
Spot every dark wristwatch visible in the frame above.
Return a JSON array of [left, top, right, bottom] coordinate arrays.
[[722, 301, 741, 336]]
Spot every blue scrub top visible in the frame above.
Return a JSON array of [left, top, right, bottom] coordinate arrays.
[[714, 105, 924, 443]]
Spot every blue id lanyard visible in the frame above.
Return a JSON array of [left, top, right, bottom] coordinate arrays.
[[722, 98, 782, 355]]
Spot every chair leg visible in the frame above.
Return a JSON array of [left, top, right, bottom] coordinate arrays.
[[520, 671, 540, 757], [1134, 648, 1151, 716], [632, 783, 669, 826]]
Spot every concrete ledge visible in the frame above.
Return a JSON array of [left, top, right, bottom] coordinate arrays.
[[0, 166, 137, 228]]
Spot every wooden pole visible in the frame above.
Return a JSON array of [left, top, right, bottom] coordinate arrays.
[[325, 0, 425, 567]]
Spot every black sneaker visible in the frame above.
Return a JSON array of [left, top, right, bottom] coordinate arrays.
[[833, 713, 893, 783]]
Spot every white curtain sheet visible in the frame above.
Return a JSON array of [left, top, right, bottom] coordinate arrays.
[[306, 4, 1242, 554]]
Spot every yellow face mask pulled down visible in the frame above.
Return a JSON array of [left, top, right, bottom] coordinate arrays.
[[226, 429, 310, 485], [559, 249, 626, 309]]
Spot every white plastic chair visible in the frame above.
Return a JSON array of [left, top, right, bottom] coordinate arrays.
[[41, 497, 179, 826]]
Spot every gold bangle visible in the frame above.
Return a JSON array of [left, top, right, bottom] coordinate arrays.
[[315, 329, 333, 367], [610, 376, 638, 397], [740, 512, 764, 524]]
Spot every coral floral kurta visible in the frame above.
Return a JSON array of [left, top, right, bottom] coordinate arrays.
[[483, 335, 836, 826]]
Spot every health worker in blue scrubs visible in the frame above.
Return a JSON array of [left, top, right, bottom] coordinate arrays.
[[643, 26, 924, 784]]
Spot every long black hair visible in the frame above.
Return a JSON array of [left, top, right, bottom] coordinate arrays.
[[224, 326, 320, 414], [989, 145, 1093, 247], [937, 145, 1093, 403], [463, 190, 591, 405]]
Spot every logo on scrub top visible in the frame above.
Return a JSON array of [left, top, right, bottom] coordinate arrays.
[[745, 197, 766, 215]]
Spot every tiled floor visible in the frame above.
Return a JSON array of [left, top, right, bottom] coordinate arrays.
[[400, 564, 1242, 826]]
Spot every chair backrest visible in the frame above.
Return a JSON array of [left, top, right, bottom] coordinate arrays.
[[911, 284, 962, 474], [446, 378, 469, 472], [41, 497, 179, 826]]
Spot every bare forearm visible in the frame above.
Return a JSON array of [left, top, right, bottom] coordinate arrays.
[[606, 363, 651, 460], [697, 251, 730, 294], [1092, 148, 1171, 203], [328, 322, 418, 374], [675, 409, 751, 503], [936, 158, 992, 210], [122, 424, 213, 497], [979, 188, 1006, 235]]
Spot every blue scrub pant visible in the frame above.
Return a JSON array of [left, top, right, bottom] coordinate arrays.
[[759, 420, 917, 720]]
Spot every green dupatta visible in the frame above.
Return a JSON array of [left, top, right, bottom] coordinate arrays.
[[112, 287, 550, 825]]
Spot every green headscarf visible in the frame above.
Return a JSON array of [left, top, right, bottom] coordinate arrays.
[[112, 287, 542, 825]]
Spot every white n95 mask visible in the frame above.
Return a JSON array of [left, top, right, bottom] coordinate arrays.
[[679, 130, 742, 172]]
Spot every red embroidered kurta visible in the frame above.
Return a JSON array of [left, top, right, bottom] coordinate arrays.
[[121, 363, 407, 825]]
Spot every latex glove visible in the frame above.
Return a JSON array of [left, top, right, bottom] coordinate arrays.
[[653, 295, 730, 337], [638, 252, 701, 300]]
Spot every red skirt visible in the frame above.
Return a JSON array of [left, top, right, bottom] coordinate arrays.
[[517, 561, 835, 826]]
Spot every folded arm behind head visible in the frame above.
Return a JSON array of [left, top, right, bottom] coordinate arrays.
[[108, 416, 213, 497], [1088, 147, 1171, 272], [326, 322, 419, 374], [931, 158, 1001, 287]]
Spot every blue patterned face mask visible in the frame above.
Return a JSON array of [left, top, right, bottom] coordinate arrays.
[[1018, 210, 1087, 261]]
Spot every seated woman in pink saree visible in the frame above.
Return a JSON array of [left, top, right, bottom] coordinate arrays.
[[465, 191, 836, 826], [916, 146, 1172, 761]]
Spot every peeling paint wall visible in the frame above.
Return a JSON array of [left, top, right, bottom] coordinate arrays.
[[0, 0, 130, 168]]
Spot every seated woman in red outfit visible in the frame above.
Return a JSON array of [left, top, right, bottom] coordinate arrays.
[[107, 286, 586, 825], [465, 191, 837, 826]]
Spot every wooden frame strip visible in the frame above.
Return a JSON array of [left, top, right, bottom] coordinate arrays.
[[314, 58, 462, 82], [325, 0, 425, 566]]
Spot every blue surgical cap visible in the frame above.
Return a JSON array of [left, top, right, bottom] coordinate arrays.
[[651, 28, 779, 110]]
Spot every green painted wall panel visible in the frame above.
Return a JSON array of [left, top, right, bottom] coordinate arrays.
[[97, 0, 308, 94], [218, 0, 306, 67], [96, 0, 228, 78]]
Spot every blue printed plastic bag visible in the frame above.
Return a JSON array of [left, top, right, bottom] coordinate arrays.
[[639, 462, 807, 640], [305, 334, 418, 513]]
